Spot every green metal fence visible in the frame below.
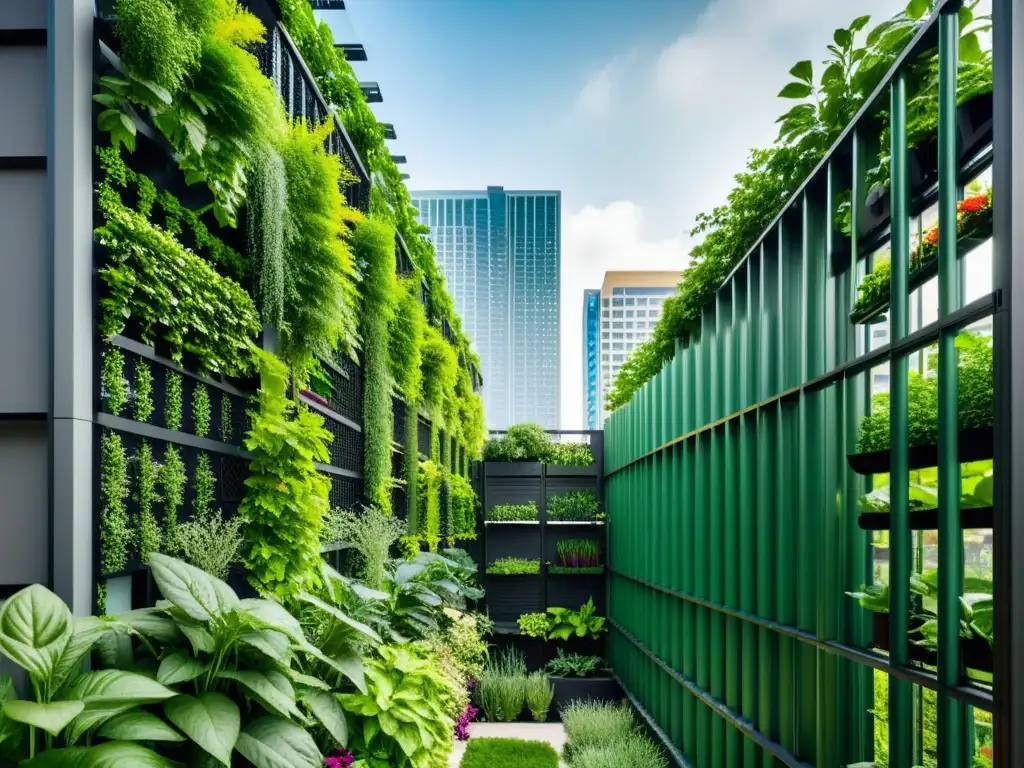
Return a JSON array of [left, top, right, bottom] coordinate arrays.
[[603, 2, 1021, 765]]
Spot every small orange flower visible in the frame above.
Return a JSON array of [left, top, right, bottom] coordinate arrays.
[[980, 745, 993, 758], [924, 227, 939, 246], [958, 194, 988, 214]]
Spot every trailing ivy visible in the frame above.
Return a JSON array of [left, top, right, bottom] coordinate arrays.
[[278, 118, 360, 376], [421, 326, 459, 420], [355, 219, 399, 513], [165, 371, 183, 431], [193, 452, 216, 520], [134, 440, 161, 563], [246, 145, 287, 329], [96, 189, 260, 375], [159, 444, 186, 546], [102, 347, 127, 416], [100, 430, 131, 575], [133, 360, 153, 422], [240, 351, 331, 598], [192, 382, 211, 437]]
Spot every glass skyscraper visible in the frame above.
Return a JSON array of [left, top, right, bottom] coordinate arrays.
[[582, 289, 600, 430], [411, 187, 560, 430]]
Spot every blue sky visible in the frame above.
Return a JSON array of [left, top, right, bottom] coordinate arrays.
[[323, 0, 905, 427]]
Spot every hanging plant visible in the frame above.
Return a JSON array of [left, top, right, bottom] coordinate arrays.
[[133, 360, 153, 422], [220, 393, 233, 443], [192, 452, 216, 520], [192, 383, 211, 437], [165, 371, 183, 431], [247, 145, 287, 330], [102, 347, 127, 416], [160, 444, 186, 546]]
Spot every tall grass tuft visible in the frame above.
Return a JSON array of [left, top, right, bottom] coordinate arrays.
[[524, 672, 554, 721]]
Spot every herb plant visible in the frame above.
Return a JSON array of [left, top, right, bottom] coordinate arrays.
[[192, 382, 211, 437], [165, 371, 183, 431], [524, 672, 554, 722], [549, 441, 595, 466], [546, 598, 606, 641], [192, 452, 216, 520], [561, 701, 638, 759], [220, 393, 233, 443], [546, 649, 605, 678], [240, 351, 331, 599], [159, 444, 186, 545], [322, 506, 404, 590], [134, 440, 161, 563], [555, 539, 600, 568], [517, 613, 549, 638], [486, 558, 541, 576], [166, 507, 242, 580], [132, 360, 153, 422], [100, 430, 130, 574], [570, 735, 669, 768], [547, 490, 601, 522], [101, 347, 127, 415], [489, 502, 538, 522]]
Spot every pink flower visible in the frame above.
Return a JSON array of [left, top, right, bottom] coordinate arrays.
[[325, 748, 354, 767]]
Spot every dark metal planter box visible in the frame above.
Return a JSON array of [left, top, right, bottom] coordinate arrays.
[[871, 612, 991, 674], [486, 461, 542, 477], [847, 425, 992, 475], [549, 676, 623, 718], [485, 574, 543, 622]]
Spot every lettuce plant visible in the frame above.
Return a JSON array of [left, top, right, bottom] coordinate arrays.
[[546, 598, 606, 641]]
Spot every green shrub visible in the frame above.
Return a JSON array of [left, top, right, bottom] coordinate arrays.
[[569, 735, 668, 768], [550, 442, 594, 466], [321, 506, 404, 590], [449, 472, 479, 538], [100, 430, 130, 574], [240, 351, 331, 598], [547, 490, 601, 522], [355, 219, 398, 513], [483, 423, 554, 462], [165, 371, 183, 430], [165, 507, 242, 579], [486, 557, 540, 575], [101, 347, 127, 415], [460, 738, 559, 768], [561, 700, 637, 757], [517, 613, 549, 638], [134, 440, 161, 563], [525, 672, 554, 722], [489, 502, 538, 522]]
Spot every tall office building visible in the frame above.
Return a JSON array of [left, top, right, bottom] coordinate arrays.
[[598, 271, 681, 421], [411, 187, 561, 430], [582, 289, 600, 430]]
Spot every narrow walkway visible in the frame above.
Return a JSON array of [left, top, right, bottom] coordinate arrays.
[[449, 722, 568, 767]]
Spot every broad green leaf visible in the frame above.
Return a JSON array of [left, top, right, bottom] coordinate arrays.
[[21, 740, 177, 767], [958, 5, 974, 29], [239, 630, 291, 660], [778, 82, 813, 99], [789, 59, 813, 84], [237, 717, 322, 768], [906, 0, 930, 20], [0, 675, 20, 748], [288, 670, 331, 691], [2, 699, 84, 736], [110, 608, 182, 644], [301, 691, 347, 747], [296, 592, 380, 642], [238, 599, 304, 643], [217, 669, 302, 721], [179, 623, 216, 655], [63, 670, 177, 744], [394, 723, 419, 758], [149, 553, 239, 622], [833, 28, 852, 48], [92, 93, 120, 109], [52, 617, 116, 692], [164, 693, 239, 766], [851, 14, 871, 32], [0, 585, 72, 684], [94, 630, 133, 671], [821, 62, 844, 86], [97, 710, 184, 742], [959, 32, 983, 63], [157, 651, 208, 686]]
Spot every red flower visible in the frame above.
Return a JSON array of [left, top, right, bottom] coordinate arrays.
[[923, 227, 939, 246], [980, 745, 993, 758], [958, 194, 988, 214]]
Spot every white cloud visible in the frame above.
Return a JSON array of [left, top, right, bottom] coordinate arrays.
[[576, 55, 627, 117], [560, 202, 690, 429]]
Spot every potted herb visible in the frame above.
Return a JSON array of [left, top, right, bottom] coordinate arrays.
[[548, 539, 603, 575], [545, 650, 621, 716]]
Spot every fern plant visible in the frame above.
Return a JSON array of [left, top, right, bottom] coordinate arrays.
[[240, 351, 332, 599]]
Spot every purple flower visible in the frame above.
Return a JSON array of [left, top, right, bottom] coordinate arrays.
[[325, 748, 354, 767]]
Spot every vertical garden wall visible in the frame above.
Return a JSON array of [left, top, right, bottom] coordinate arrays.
[[602, 0, 1024, 765]]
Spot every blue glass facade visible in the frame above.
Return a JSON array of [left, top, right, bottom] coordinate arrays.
[[583, 289, 600, 430], [411, 187, 560, 430]]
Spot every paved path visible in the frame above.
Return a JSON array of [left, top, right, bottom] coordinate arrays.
[[448, 722, 568, 767]]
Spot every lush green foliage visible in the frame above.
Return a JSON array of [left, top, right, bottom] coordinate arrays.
[[96, 189, 259, 375], [134, 440, 161, 563], [460, 738, 559, 767], [486, 558, 540, 576], [165, 372, 183, 431], [240, 351, 331, 599], [192, 383, 211, 437], [416, 460, 443, 549], [192, 453, 216, 521], [404, 405, 421, 532], [421, 325, 459, 418], [561, 701, 638, 760], [100, 431, 130, 575], [278, 119, 360, 376], [355, 219, 399, 513], [322, 507, 404, 590], [517, 613, 550, 639], [102, 347, 127, 416], [166, 507, 242, 579], [339, 643, 457, 767], [546, 650, 605, 678], [0, 553, 340, 765], [857, 332, 992, 452], [220, 393, 233, 443], [524, 673, 554, 722], [547, 491, 601, 522], [133, 361, 154, 422], [550, 442, 595, 467], [159, 445, 186, 545], [389, 276, 426, 405], [568, 735, 668, 768], [606, 0, 993, 410], [428, 612, 491, 685], [448, 472, 478, 540], [247, 145, 287, 330], [489, 502, 538, 522], [483, 423, 552, 462], [477, 649, 528, 723], [546, 599, 606, 641]]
